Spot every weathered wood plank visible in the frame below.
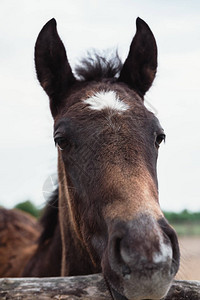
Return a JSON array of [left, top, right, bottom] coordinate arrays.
[[0, 274, 200, 299], [0, 274, 110, 300], [165, 280, 200, 300]]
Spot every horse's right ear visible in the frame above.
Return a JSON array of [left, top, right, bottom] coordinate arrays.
[[35, 19, 76, 117], [118, 18, 157, 98]]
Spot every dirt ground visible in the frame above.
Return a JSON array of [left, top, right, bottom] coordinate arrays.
[[176, 236, 200, 280]]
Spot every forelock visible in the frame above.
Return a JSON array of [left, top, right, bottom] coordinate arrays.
[[74, 50, 123, 82]]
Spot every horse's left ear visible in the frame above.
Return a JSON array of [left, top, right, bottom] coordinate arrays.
[[118, 18, 157, 97], [35, 19, 76, 117]]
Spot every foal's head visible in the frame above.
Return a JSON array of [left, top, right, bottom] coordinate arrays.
[[35, 18, 180, 300]]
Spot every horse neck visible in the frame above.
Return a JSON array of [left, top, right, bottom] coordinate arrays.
[[58, 155, 99, 276]]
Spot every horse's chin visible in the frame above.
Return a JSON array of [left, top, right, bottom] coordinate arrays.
[[104, 271, 173, 300], [110, 287, 170, 300], [109, 284, 171, 300]]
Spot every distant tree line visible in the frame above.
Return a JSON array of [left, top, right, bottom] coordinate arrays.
[[14, 200, 41, 218], [164, 209, 200, 223]]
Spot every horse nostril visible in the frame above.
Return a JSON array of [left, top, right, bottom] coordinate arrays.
[[113, 237, 132, 277], [111, 237, 122, 264], [115, 238, 121, 257], [109, 234, 131, 274], [158, 218, 180, 275]]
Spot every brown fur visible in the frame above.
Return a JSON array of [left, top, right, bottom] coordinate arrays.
[[0, 208, 41, 277]]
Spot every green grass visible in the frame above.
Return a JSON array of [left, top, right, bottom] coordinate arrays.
[[170, 222, 200, 236]]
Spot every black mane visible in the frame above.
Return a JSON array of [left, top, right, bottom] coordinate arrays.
[[39, 188, 59, 244], [75, 50, 123, 82]]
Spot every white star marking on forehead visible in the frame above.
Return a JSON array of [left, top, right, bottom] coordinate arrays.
[[84, 91, 129, 112]]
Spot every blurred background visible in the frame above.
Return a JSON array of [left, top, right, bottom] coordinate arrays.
[[0, 0, 200, 280]]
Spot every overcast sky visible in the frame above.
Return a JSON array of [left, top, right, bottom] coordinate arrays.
[[0, 0, 200, 211]]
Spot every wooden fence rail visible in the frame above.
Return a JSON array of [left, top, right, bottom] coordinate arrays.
[[0, 274, 200, 299]]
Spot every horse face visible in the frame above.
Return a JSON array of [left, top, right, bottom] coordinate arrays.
[[35, 18, 180, 300], [54, 83, 179, 299]]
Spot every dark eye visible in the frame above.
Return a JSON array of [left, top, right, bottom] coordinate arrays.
[[155, 133, 166, 149], [54, 137, 68, 151]]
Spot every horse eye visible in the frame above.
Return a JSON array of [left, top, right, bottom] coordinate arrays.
[[155, 133, 166, 148], [54, 137, 68, 151]]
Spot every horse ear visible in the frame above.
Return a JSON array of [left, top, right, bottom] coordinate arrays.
[[35, 19, 76, 117], [118, 17, 157, 97]]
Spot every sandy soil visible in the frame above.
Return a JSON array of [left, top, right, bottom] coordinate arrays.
[[176, 236, 200, 280]]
